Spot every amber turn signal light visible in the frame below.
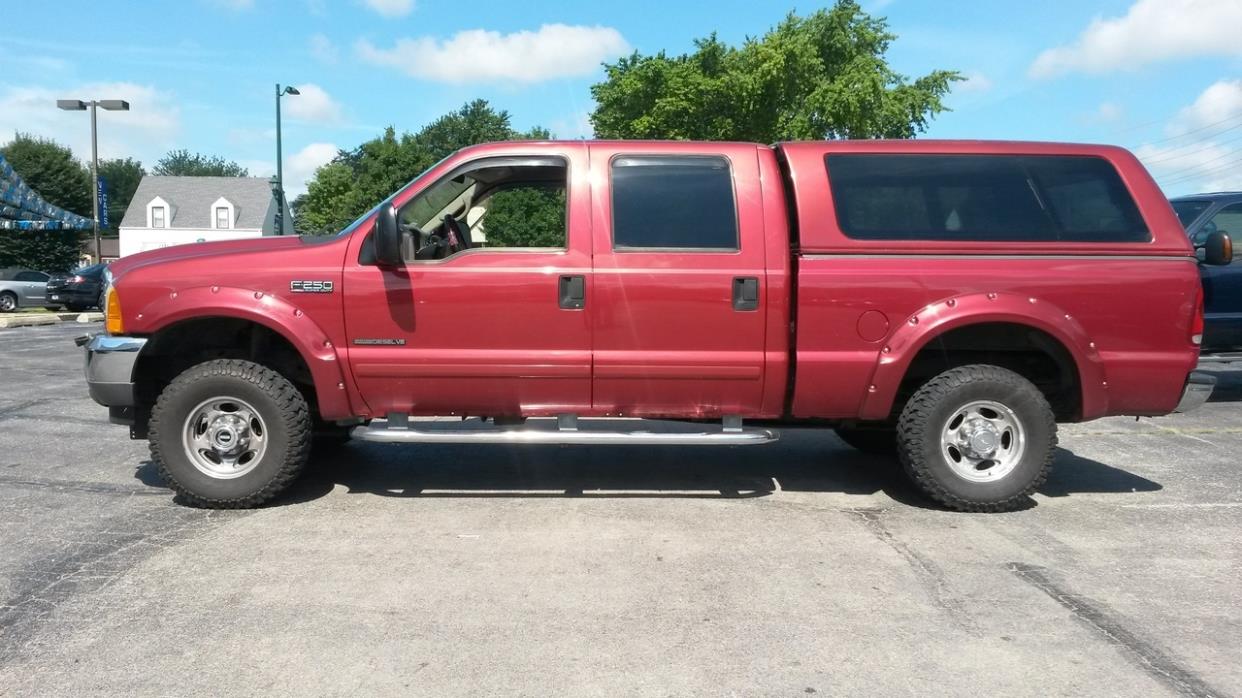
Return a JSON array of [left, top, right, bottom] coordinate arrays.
[[105, 287, 124, 335]]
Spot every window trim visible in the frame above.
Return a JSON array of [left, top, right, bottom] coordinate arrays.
[[391, 154, 572, 266], [824, 153, 1151, 244], [147, 196, 170, 229], [608, 153, 742, 254]]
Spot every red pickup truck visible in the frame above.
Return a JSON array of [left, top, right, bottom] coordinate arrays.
[[82, 139, 1232, 512]]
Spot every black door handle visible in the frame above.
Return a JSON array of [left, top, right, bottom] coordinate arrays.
[[732, 277, 759, 311], [559, 275, 585, 309]]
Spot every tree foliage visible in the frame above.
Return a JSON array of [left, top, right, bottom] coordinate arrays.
[[153, 149, 249, 177], [97, 157, 145, 234], [0, 133, 92, 217], [0, 230, 81, 273], [294, 100, 549, 235], [481, 187, 566, 248], [590, 3, 960, 142]]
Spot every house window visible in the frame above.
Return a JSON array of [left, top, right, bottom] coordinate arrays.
[[215, 206, 230, 229], [151, 207, 166, 228]]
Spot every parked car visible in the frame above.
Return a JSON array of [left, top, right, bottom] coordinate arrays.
[[46, 263, 108, 312], [0, 267, 55, 312], [1171, 192, 1242, 353], [82, 139, 1229, 512]]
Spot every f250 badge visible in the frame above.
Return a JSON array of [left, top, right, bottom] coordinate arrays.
[[290, 280, 334, 294]]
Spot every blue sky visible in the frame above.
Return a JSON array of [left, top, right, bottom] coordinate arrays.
[[2, 0, 1240, 198]]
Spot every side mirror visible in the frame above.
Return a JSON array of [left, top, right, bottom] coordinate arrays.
[[1201, 230, 1233, 266], [373, 204, 403, 267]]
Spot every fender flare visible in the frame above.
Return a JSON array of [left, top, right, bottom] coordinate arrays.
[[134, 286, 354, 419], [857, 291, 1108, 420]]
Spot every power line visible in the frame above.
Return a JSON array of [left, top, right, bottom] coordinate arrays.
[[1154, 145, 1242, 180], [1157, 153, 1242, 187], [1141, 125, 1242, 165], [1135, 110, 1242, 147]]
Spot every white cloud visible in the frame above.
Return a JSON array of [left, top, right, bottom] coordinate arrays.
[[1094, 101, 1124, 123], [309, 34, 338, 64], [550, 110, 594, 140], [956, 71, 992, 94], [356, 24, 630, 83], [1135, 81, 1242, 195], [285, 142, 340, 198], [283, 83, 343, 124], [1029, 0, 1242, 79], [1171, 79, 1242, 132], [0, 82, 181, 166], [361, 0, 414, 17]]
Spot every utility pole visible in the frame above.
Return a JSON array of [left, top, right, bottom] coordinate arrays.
[[274, 84, 300, 235], [57, 98, 129, 261]]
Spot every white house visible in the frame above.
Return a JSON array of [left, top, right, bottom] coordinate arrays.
[[118, 176, 293, 257]]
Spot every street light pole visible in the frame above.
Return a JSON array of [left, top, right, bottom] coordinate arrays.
[[57, 98, 129, 262], [274, 84, 300, 235], [89, 102, 99, 262]]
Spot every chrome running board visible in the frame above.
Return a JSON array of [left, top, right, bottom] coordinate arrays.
[[351, 416, 778, 446]]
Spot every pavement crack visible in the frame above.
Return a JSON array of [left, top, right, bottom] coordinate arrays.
[[1007, 562, 1227, 698], [846, 508, 979, 635]]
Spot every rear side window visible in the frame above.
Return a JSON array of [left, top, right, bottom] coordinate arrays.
[[611, 156, 738, 250], [826, 154, 1149, 243]]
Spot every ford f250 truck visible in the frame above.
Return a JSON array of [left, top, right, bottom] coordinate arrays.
[[81, 139, 1233, 512]]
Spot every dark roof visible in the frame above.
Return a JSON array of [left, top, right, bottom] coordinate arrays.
[[1169, 191, 1242, 202], [118, 176, 289, 231]]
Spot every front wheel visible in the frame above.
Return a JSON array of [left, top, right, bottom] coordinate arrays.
[[896, 365, 1055, 512], [149, 359, 311, 508]]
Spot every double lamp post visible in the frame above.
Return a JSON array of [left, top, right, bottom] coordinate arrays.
[[56, 98, 129, 263]]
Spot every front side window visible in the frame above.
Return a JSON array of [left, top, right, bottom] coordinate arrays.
[[1199, 203, 1242, 251], [611, 156, 738, 250], [396, 157, 568, 262], [215, 206, 230, 229], [151, 206, 166, 228], [826, 154, 1149, 243]]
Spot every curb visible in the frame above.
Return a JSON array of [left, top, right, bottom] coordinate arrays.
[[0, 312, 104, 329]]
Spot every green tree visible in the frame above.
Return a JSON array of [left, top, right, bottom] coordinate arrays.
[[295, 99, 549, 235], [152, 149, 249, 177], [481, 187, 566, 247], [97, 157, 145, 234], [590, 3, 960, 141], [0, 133, 92, 217]]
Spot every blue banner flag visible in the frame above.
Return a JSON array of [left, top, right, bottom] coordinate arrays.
[[97, 176, 109, 228]]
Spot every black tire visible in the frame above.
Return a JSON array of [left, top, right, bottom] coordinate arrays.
[[149, 359, 311, 508], [0, 291, 16, 313], [896, 364, 1055, 512], [834, 426, 897, 455]]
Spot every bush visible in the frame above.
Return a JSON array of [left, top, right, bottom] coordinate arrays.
[[0, 230, 82, 272]]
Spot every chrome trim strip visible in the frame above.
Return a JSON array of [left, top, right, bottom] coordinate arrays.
[[352, 421, 779, 446], [86, 334, 147, 353], [799, 253, 1195, 262]]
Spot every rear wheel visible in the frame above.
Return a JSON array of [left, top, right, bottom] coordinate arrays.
[[896, 365, 1055, 512], [149, 359, 311, 508], [0, 292, 17, 312]]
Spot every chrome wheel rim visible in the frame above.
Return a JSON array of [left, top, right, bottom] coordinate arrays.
[[0, 294, 15, 311], [940, 399, 1025, 482], [182, 396, 268, 479]]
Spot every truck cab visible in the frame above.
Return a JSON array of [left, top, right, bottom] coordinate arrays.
[[82, 139, 1226, 512]]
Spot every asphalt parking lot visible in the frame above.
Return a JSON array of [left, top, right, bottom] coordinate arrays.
[[1, 322, 1240, 696]]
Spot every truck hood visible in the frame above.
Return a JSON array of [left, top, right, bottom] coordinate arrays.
[[109, 236, 310, 278]]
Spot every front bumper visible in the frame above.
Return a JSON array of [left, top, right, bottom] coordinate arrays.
[[81, 334, 146, 407], [1173, 371, 1216, 413]]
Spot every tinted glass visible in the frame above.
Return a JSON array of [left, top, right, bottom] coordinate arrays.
[[827, 154, 1149, 243], [1206, 203, 1242, 247], [1171, 200, 1212, 228], [14, 271, 47, 282], [612, 156, 738, 250]]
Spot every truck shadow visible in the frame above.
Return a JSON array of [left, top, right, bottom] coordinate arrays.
[[210, 433, 1160, 511]]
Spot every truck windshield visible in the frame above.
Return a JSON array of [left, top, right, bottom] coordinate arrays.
[[1171, 200, 1211, 229]]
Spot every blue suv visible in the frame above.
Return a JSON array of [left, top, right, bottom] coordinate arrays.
[[1172, 192, 1242, 353]]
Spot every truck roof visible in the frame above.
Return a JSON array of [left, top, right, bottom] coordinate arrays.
[[461, 138, 1133, 156]]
